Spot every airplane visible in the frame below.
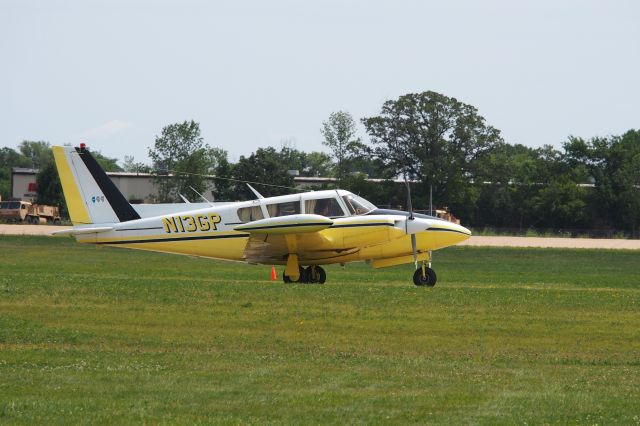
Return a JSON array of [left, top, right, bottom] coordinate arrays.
[[52, 144, 471, 286]]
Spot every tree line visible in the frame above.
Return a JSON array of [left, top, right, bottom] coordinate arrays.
[[1, 91, 638, 236]]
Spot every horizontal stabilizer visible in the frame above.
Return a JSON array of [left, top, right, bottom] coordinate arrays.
[[53, 226, 114, 236], [234, 214, 333, 234]]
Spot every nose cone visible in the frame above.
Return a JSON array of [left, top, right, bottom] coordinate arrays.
[[451, 223, 472, 244], [408, 218, 471, 249]]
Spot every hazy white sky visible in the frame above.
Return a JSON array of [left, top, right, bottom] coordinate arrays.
[[1, 0, 638, 164]]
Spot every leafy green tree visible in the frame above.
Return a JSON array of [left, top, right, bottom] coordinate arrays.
[[0, 147, 31, 199], [346, 144, 390, 179], [277, 145, 308, 174], [231, 147, 295, 199], [148, 120, 211, 202], [564, 130, 640, 235], [531, 177, 589, 230], [362, 91, 503, 219], [122, 155, 151, 173], [473, 143, 585, 231], [93, 151, 123, 172], [18, 141, 51, 169], [276, 145, 334, 178], [321, 111, 363, 183], [208, 147, 235, 201], [36, 158, 67, 217], [302, 151, 333, 177]]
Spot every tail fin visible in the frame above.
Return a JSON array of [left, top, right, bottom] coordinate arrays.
[[52, 145, 140, 225]]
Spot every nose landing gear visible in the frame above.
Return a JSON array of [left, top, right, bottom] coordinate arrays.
[[413, 263, 437, 286]]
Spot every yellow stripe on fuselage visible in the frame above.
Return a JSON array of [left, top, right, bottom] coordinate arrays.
[[52, 146, 91, 225], [90, 231, 247, 244], [89, 232, 250, 262]]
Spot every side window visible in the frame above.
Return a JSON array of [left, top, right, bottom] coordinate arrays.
[[305, 198, 345, 217], [266, 201, 300, 217], [237, 206, 264, 223]]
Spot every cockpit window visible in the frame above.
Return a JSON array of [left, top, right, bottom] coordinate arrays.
[[341, 194, 376, 215], [237, 206, 264, 223], [266, 201, 300, 217], [305, 197, 345, 217]]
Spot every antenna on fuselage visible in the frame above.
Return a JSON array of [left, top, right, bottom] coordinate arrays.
[[178, 194, 191, 203], [246, 183, 264, 199], [190, 186, 214, 206]]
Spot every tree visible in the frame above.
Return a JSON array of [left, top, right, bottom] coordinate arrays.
[[18, 141, 51, 169], [564, 130, 640, 235], [302, 151, 334, 177], [148, 120, 211, 202], [231, 147, 295, 199], [122, 155, 151, 173], [36, 158, 67, 217], [0, 147, 31, 199], [531, 177, 588, 230], [362, 91, 504, 218], [278, 144, 308, 174], [275, 145, 334, 177], [208, 147, 235, 201], [321, 111, 363, 183], [93, 151, 123, 172]]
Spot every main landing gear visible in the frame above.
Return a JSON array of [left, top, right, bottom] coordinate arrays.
[[283, 265, 327, 284], [413, 263, 437, 287]]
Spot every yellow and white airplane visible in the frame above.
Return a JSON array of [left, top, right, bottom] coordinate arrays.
[[52, 145, 471, 286]]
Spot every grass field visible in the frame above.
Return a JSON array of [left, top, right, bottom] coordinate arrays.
[[1, 236, 639, 424]]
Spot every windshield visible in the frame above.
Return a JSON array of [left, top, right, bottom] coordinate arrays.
[[341, 194, 376, 215], [0, 201, 20, 210]]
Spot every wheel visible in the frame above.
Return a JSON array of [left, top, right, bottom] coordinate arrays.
[[413, 267, 437, 287], [53, 218, 61, 225], [283, 266, 306, 283], [305, 266, 326, 284]]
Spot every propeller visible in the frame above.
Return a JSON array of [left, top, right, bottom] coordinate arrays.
[[404, 178, 418, 269]]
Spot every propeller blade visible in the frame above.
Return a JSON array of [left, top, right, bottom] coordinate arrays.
[[404, 178, 414, 220], [411, 233, 417, 268]]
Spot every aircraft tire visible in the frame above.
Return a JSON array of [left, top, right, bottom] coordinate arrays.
[[283, 266, 307, 284], [413, 267, 437, 287], [305, 266, 326, 284]]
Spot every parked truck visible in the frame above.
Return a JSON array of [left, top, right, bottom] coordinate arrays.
[[0, 200, 62, 224]]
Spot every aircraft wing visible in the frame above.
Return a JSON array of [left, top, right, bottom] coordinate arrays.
[[234, 214, 333, 234], [234, 214, 356, 264]]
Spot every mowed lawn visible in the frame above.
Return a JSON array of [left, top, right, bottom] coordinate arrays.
[[0, 236, 639, 424]]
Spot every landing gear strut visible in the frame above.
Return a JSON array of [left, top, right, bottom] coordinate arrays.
[[283, 265, 326, 284], [413, 263, 437, 287]]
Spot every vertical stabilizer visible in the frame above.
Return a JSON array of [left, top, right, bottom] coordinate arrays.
[[52, 145, 141, 225]]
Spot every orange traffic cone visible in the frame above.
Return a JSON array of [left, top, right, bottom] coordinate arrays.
[[270, 265, 277, 281]]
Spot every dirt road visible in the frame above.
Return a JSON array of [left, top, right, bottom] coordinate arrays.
[[458, 235, 640, 250], [1, 224, 639, 249], [0, 224, 71, 236]]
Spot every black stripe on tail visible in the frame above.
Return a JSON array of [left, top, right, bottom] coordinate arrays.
[[76, 147, 141, 222]]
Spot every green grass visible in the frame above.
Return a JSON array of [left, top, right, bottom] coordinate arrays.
[[1, 236, 639, 424]]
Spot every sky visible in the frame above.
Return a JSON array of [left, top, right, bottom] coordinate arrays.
[[1, 0, 639, 165]]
